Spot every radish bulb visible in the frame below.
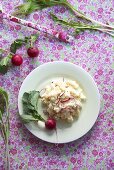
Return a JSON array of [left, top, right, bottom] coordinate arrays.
[[45, 118, 56, 130], [27, 47, 39, 58]]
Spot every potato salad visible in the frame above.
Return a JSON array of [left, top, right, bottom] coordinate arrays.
[[41, 79, 86, 122]]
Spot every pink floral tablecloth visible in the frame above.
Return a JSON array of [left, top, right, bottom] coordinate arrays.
[[0, 0, 114, 169]]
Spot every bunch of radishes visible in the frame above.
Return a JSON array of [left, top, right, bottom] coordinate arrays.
[[0, 34, 40, 74], [11, 47, 39, 66], [11, 34, 39, 66]]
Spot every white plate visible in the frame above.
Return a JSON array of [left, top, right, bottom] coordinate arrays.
[[18, 61, 100, 143]]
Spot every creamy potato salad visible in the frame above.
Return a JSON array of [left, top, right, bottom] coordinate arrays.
[[41, 79, 86, 122]]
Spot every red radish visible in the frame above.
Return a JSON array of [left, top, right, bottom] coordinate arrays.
[[11, 54, 23, 66], [27, 47, 39, 58], [61, 98, 71, 103], [59, 32, 67, 43], [45, 118, 56, 130]]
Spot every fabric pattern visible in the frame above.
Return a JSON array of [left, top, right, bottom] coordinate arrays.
[[0, 0, 114, 169]]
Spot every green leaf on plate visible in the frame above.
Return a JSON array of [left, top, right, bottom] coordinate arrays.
[[20, 114, 38, 123], [21, 91, 45, 122], [29, 91, 40, 109]]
